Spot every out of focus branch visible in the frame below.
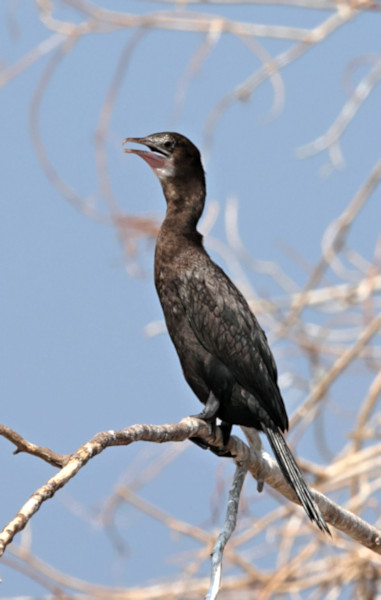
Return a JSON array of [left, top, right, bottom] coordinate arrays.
[[0, 33, 64, 87], [203, 7, 359, 153], [297, 56, 381, 168], [275, 158, 381, 337], [59, 2, 331, 42], [144, 0, 377, 9], [290, 312, 381, 430]]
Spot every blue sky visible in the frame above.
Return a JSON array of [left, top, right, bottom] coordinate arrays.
[[1, 2, 381, 597]]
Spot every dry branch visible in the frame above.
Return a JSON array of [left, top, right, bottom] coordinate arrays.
[[206, 462, 248, 600], [2, 2, 381, 597], [1, 418, 381, 561], [297, 57, 381, 166]]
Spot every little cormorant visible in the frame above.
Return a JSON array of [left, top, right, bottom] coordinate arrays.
[[123, 132, 329, 534]]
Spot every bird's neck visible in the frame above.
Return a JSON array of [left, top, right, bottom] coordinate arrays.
[[160, 177, 206, 237]]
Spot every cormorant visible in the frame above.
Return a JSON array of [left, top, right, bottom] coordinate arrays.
[[123, 132, 329, 533]]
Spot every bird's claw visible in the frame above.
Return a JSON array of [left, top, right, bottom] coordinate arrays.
[[189, 416, 233, 458]]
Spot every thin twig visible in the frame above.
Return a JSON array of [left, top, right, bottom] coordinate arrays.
[[206, 462, 248, 599]]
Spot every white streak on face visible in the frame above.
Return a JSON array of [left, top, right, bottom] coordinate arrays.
[[154, 156, 176, 180]]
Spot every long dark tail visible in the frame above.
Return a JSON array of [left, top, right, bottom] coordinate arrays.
[[262, 424, 330, 534]]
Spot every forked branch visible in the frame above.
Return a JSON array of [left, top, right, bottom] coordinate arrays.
[[1, 418, 381, 560]]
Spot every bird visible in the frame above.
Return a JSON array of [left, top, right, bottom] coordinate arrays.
[[123, 132, 329, 534]]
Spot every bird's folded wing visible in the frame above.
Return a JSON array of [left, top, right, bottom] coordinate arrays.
[[176, 261, 288, 430]]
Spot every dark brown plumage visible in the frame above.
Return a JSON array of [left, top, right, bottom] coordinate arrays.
[[124, 132, 329, 533]]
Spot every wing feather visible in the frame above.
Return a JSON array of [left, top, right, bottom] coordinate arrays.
[[176, 259, 288, 430]]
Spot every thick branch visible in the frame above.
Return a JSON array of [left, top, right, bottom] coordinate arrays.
[[1, 418, 381, 558]]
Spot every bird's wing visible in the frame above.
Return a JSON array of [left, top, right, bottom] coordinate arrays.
[[177, 260, 288, 430]]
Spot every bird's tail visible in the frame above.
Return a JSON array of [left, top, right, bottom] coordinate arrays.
[[262, 424, 330, 534]]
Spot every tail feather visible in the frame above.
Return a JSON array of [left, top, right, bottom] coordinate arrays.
[[262, 424, 330, 534]]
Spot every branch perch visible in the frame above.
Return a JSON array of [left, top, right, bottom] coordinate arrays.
[[1, 418, 381, 559]]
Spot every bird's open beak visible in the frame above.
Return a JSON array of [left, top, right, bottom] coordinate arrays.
[[123, 137, 168, 170]]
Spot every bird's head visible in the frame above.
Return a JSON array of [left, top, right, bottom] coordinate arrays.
[[123, 132, 204, 185]]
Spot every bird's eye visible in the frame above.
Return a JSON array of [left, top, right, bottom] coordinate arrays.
[[164, 140, 174, 149]]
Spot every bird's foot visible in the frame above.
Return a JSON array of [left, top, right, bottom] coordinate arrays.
[[193, 392, 220, 424], [190, 393, 233, 457], [189, 418, 233, 458], [189, 436, 233, 458], [190, 412, 216, 437]]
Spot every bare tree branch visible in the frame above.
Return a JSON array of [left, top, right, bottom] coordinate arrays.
[[1, 418, 381, 561], [297, 57, 381, 167], [206, 462, 248, 600], [3, 2, 381, 597]]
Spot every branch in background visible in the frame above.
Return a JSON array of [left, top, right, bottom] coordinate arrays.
[[297, 56, 381, 169], [290, 313, 381, 429], [274, 158, 381, 338], [203, 7, 359, 156]]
